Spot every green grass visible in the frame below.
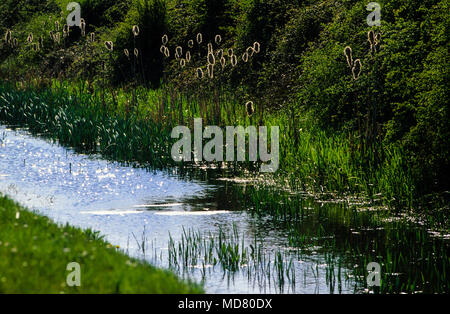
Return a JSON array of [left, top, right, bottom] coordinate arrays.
[[0, 195, 203, 293]]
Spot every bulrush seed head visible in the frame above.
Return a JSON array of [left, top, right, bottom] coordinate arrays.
[[90, 32, 95, 42], [368, 30, 375, 46], [242, 52, 249, 63], [38, 36, 43, 49], [196, 68, 204, 79], [253, 42, 260, 53], [124, 49, 130, 58], [13, 38, 18, 47], [208, 63, 214, 79], [375, 32, 381, 44], [176, 46, 183, 58], [215, 34, 222, 45], [55, 21, 60, 32], [104, 41, 114, 51], [188, 40, 194, 48], [247, 46, 255, 57], [231, 54, 237, 67], [207, 43, 213, 54], [246, 101, 254, 117], [27, 33, 33, 43], [227, 48, 233, 56], [186, 51, 191, 62], [216, 49, 223, 59], [132, 25, 140, 37], [134, 48, 139, 58], [220, 57, 226, 69], [344, 46, 353, 67], [80, 21, 86, 34], [164, 46, 170, 57], [5, 30, 12, 43], [207, 52, 215, 65], [352, 59, 362, 80], [180, 58, 186, 68], [55, 33, 60, 44], [196, 33, 202, 44], [160, 45, 166, 54], [162, 34, 168, 45]]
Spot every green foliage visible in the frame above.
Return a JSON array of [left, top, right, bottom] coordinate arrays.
[[0, 195, 203, 293]]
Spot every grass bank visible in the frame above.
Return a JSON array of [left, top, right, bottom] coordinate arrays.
[[0, 195, 202, 293]]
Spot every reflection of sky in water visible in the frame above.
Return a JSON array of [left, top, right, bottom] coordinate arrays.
[[0, 126, 358, 294]]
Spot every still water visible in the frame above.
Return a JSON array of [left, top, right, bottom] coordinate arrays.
[[0, 125, 360, 293]]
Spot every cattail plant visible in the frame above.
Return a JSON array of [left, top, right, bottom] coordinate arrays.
[[162, 34, 168, 45], [188, 39, 194, 48], [196, 68, 204, 79], [207, 43, 213, 54], [175, 46, 183, 59], [124, 48, 130, 58], [4, 29, 12, 44], [55, 21, 60, 32], [180, 58, 186, 68], [215, 34, 222, 45], [253, 42, 260, 54], [196, 33, 203, 45], [207, 63, 214, 79], [27, 33, 34, 44], [104, 41, 114, 51], [186, 51, 191, 63], [134, 48, 139, 58], [231, 54, 237, 67], [207, 52, 215, 65], [164, 46, 170, 58], [352, 59, 362, 80], [220, 57, 226, 69], [80, 19, 86, 37], [32, 42, 39, 52], [344, 46, 353, 68], [38, 36, 44, 49], [246, 46, 255, 57], [242, 52, 249, 63], [90, 32, 95, 43], [216, 49, 224, 60], [368, 30, 375, 51], [227, 48, 234, 57], [54, 32, 61, 44], [246, 101, 254, 117], [132, 25, 140, 37], [12, 38, 18, 48], [374, 33, 381, 53]]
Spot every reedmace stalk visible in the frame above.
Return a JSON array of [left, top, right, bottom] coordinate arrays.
[[162, 34, 168, 45], [132, 25, 140, 37], [196, 33, 203, 44], [344, 46, 353, 68], [246, 101, 255, 117], [104, 41, 114, 51], [352, 59, 362, 80]]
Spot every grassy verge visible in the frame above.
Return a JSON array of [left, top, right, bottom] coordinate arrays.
[[0, 195, 203, 293]]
